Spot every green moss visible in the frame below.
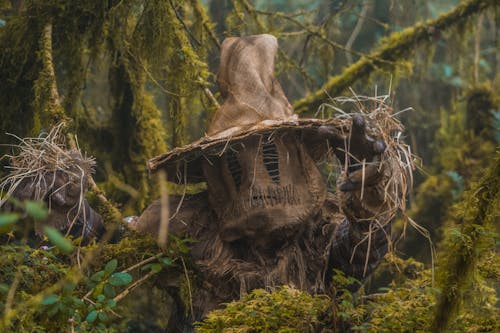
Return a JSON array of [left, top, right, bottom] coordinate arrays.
[[430, 151, 500, 332], [464, 83, 499, 142], [394, 174, 456, 260], [1, 0, 212, 213], [198, 286, 332, 333], [32, 23, 67, 129], [0, 13, 43, 141], [86, 189, 122, 226]]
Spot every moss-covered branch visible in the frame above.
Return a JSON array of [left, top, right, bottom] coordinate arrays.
[[293, 0, 497, 114], [33, 22, 65, 127], [430, 151, 499, 332]]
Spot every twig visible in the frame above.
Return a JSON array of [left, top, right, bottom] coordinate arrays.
[[203, 86, 220, 109], [3, 267, 21, 322], [345, 0, 371, 65], [169, 0, 201, 46], [251, 6, 392, 64], [82, 296, 122, 318], [113, 271, 156, 303], [294, 0, 495, 113], [189, 0, 221, 49], [82, 253, 165, 304], [123, 253, 164, 273], [180, 256, 194, 318], [473, 13, 484, 84], [157, 170, 170, 248]]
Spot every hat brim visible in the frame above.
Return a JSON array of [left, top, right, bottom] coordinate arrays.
[[148, 118, 348, 183]]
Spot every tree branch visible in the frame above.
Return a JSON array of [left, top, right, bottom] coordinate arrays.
[[39, 23, 122, 225], [345, 0, 371, 65], [293, 0, 496, 114]]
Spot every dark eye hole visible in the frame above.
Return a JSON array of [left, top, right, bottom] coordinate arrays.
[[262, 140, 280, 184], [226, 149, 242, 189]]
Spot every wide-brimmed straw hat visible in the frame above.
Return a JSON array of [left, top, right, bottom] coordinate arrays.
[[148, 34, 347, 183]]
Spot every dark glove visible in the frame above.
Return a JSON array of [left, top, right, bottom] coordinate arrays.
[[326, 114, 386, 191]]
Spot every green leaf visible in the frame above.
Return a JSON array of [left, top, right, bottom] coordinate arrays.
[[47, 303, 59, 317], [98, 311, 108, 322], [90, 271, 105, 282], [71, 297, 84, 308], [63, 282, 76, 294], [86, 310, 98, 323], [104, 259, 118, 274], [41, 294, 59, 305], [0, 213, 19, 232], [150, 263, 163, 273], [103, 284, 116, 298], [161, 258, 173, 266], [25, 201, 49, 220], [97, 294, 106, 302], [0, 283, 9, 294], [108, 272, 132, 286], [43, 226, 73, 253], [141, 263, 152, 271], [106, 299, 116, 308]]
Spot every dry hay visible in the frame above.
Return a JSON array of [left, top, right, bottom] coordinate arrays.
[[0, 123, 95, 233], [324, 91, 414, 220], [318, 89, 433, 276]]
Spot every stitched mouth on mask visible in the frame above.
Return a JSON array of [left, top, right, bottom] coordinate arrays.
[[249, 184, 300, 208], [223, 185, 301, 219]]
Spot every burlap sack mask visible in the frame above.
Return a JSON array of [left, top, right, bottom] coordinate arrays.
[[148, 34, 345, 242]]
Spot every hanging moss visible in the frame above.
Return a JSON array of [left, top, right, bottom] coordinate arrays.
[[1, 0, 213, 213], [32, 23, 67, 129], [133, 0, 210, 148], [396, 174, 456, 260], [464, 83, 498, 142], [293, 0, 498, 114], [189, 0, 221, 50], [107, 53, 167, 212], [430, 151, 499, 332], [0, 11, 43, 141]]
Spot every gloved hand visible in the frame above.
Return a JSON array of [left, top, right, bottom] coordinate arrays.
[[338, 113, 387, 192], [317, 113, 387, 191]]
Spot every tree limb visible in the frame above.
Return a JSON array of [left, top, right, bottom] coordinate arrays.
[[39, 23, 122, 225], [293, 0, 496, 114], [345, 0, 371, 65]]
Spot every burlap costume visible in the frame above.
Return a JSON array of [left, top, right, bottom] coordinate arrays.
[[132, 35, 400, 330], [1, 147, 104, 243]]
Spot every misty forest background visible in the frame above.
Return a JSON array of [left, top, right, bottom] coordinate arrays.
[[0, 0, 498, 332]]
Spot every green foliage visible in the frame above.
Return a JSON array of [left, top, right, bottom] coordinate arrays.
[[197, 248, 499, 333], [43, 226, 73, 253], [1, 0, 498, 331], [0, 204, 186, 332], [431, 152, 500, 332], [198, 286, 332, 333], [353, 262, 437, 332], [0, 213, 19, 232]]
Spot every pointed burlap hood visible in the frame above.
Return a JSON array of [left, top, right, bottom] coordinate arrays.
[[148, 34, 347, 183], [208, 34, 296, 135]]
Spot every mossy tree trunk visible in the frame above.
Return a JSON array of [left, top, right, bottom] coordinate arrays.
[[430, 152, 499, 332], [0, 0, 211, 214]]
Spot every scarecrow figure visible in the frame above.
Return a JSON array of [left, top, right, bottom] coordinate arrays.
[[130, 34, 410, 329]]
